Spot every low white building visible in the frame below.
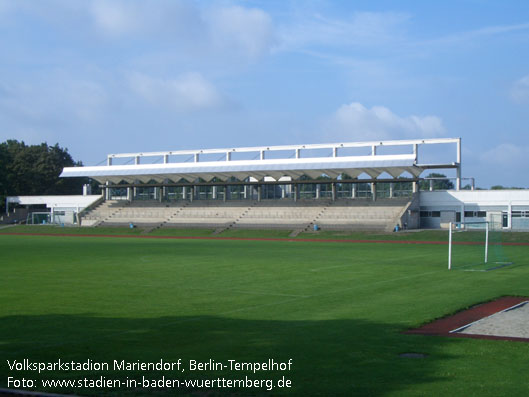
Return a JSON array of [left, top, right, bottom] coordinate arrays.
[[419, 190, 529, 230], [5, 195, 102, 225]]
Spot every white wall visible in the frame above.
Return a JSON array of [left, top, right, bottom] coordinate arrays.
[[7, 195, 101, 210], [6, 195, 102, 225], [420, 190, 529, 208], [419, 190, 529, 230]]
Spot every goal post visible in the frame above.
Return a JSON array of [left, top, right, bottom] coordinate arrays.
[[448, 221, 510, 271]]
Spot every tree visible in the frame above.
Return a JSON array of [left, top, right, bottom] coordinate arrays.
[[0, 140, 88, 213], [419, 173, 455, 191], [491, 185, 524, 190]]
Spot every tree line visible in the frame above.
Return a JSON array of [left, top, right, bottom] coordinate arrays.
[[0, 140, 89, 213]]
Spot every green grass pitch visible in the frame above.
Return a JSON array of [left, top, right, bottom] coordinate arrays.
[[1, 229, 529, 396]]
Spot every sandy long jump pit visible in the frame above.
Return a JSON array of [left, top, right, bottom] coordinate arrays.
[[406, 296, 529, 342]]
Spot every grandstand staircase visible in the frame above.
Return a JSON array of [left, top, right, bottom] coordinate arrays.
[[389, 193, 419, 231], [81, 200, 130, 227], [142, 202, 191, 234], [304, 204, 331, 233], [216, 201, 258, 233], [289, 203, 331, 236], [82, 196, 415, 232]]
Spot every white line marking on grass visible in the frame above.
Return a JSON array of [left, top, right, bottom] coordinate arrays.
[[309, 264, 356, 272], [307, 269, 445, 299], [169, 286, 310, 299], [227, 289, 310, 298], [7, 267, 445, 355]]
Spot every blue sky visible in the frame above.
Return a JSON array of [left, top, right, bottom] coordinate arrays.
[[0, 0, 528, 188]]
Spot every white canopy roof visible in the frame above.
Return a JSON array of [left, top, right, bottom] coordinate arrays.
[[60, 138, 461, 184]]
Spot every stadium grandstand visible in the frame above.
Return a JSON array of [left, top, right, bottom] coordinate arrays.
[[5, 137, 528, 231], [54, 138, 464, 232]]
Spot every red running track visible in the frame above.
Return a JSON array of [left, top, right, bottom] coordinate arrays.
[[1, 231, 529, 246]]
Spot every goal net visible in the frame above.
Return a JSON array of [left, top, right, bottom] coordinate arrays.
[[448, 221, 512, 271]]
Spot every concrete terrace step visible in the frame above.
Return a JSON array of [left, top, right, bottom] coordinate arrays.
[[86, 198, 411, 231]]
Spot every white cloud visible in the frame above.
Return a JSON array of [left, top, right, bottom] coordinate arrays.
[[277, 11, 410, 51], [422, 22, 529, 48], [127, 72, 226, 111], [0, 77, 108, 125], [204, 6, 275, 59], [88, 1, 274, 59], [510, 75, 529, 103], [479, 143, 529, 168], [325, 102, 445, 141], [89, 0, 203, 39], [90, 1, 139, 36], [0, 1, 274, 59]]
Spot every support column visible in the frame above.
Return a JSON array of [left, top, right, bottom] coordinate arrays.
[[223, 186, 227, 202], [293, 184, 298, 202], [508, 201, 512, 230], [127, 187, 132, 201], [389, 183, 394, 198], [456, 138, 461, 191], [412, 181, 418, 193], [182, 186, 187, 201], [316, 184, 320, 199], [105, 181, 110, 200], [257, 185, 262, 202], [331, 183, 336, 201], [352, 183, 356, 199], [190, 186, 194, 202], [429, 180, 434, 191], [243, 185, 248, 199], [371, 182, 376, 201], [212, 186, 217, 200]]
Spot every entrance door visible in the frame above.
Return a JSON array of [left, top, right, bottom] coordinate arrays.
[[502, 212, 509, 228]]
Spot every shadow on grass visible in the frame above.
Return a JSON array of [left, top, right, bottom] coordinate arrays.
[[0, 314, 457, 396]]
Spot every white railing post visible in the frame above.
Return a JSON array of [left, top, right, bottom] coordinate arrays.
[[485, 221, 489, 264], [448, 222, 453, 270]]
